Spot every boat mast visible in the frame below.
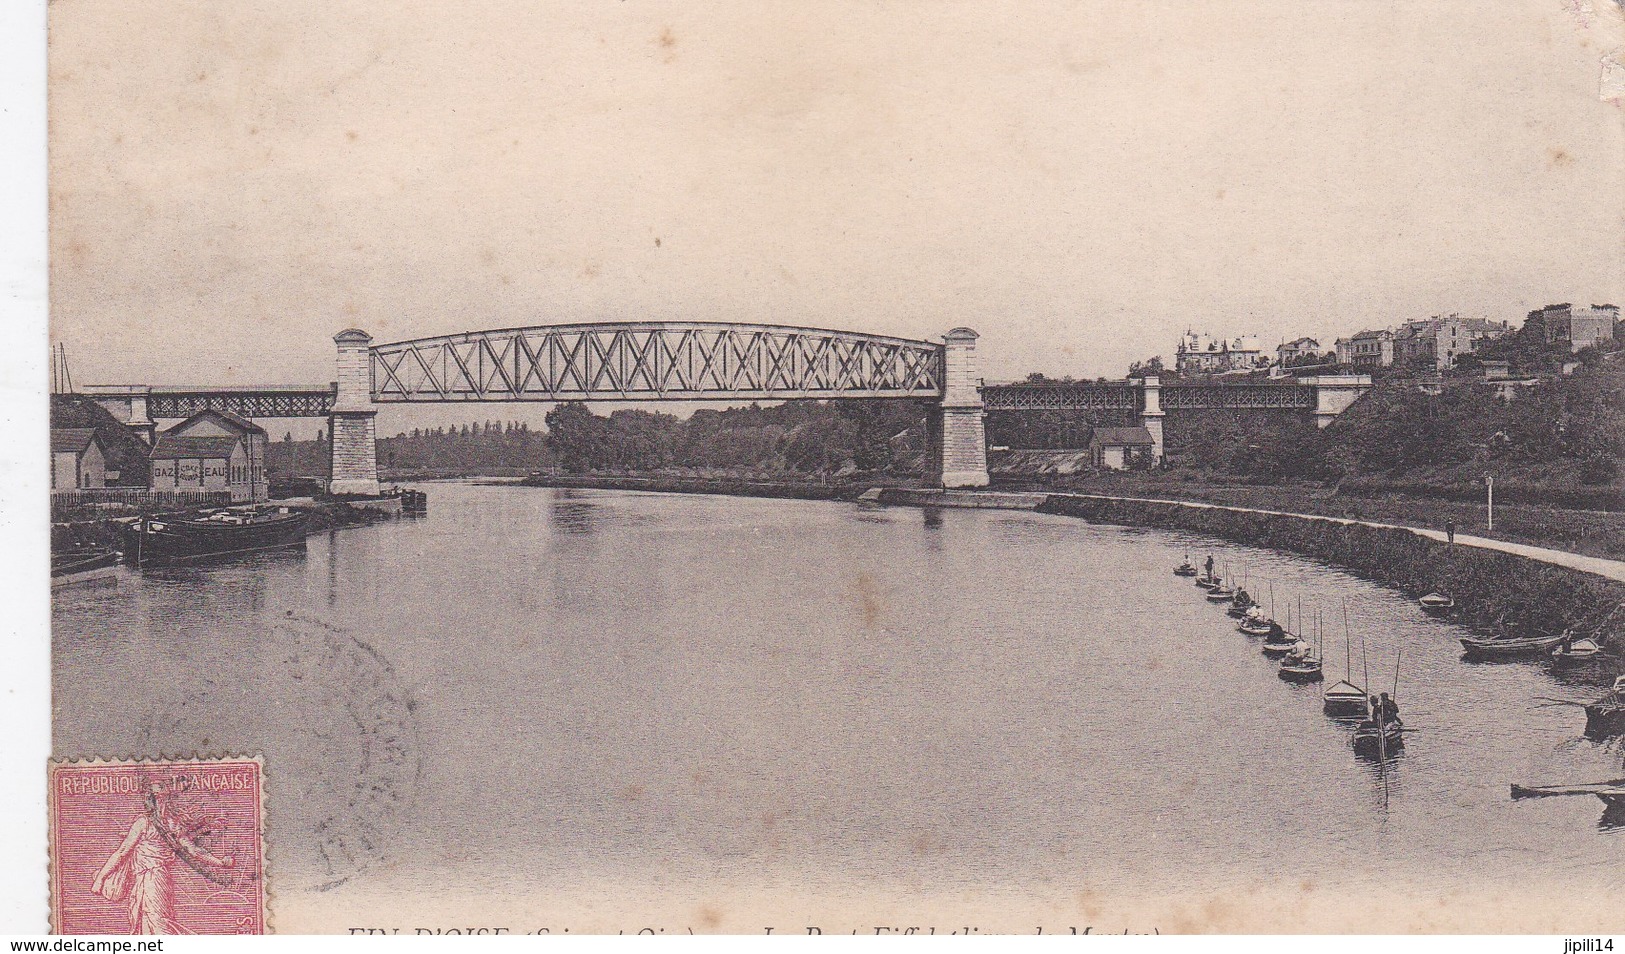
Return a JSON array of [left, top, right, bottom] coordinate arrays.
[[1343, 600, 1353, 684], [1361, 635, 1371, 719], [52, 343, 75, 395]]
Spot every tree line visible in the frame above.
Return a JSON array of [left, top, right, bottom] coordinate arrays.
[[541, 400, 932, 475]]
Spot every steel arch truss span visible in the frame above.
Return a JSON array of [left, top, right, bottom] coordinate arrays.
[[982, 383, 1139, 412], [368, 323, 946, 403]]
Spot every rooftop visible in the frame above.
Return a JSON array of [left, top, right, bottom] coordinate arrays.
[[1091, 425, 1156, 446], [50, 428, 100, 454], [180, 408, 268, 436], [149, 435, 242, 460]]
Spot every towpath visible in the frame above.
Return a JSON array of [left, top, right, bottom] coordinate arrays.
[[888, 488, 1625, 584], [1052, 492, 1625, 584]]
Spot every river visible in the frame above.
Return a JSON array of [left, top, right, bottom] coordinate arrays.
[[52, 482, 1625, 931]]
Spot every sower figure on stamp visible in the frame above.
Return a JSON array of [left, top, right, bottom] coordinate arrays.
[[91, 779, 235, 934]]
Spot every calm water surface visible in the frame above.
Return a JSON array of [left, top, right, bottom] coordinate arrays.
[[53, 482, 1625, 909]]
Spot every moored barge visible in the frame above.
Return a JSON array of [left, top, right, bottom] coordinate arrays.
[[122, 507, 310, 567]]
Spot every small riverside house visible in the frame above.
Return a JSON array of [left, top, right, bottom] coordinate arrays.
[[159, 409, 270, 502], [1090, 426, 1156, 470], [51, 427, 111, 490]]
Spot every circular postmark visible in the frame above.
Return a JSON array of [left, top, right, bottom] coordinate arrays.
[[270, 611, 422, 892]]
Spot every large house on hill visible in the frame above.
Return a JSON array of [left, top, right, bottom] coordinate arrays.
[[1276, 337, 1323, 366], [1392, 315, 1510, 369], [1335, 315, 1509, 369], [1335, 329, 1394, 368], [1175, 332, 1268, 373], [1530, 303, 1619, 353]]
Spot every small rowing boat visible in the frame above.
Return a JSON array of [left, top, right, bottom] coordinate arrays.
[[1206, 585, 1236, 602], [51, 546, 120, 588], [1552, 637, 1604, 666], [1322, 679, 1366, 717], [1353, 716, 1404, 758], [1459, 633, 1565, 658], [1279, 646, 1324, 683], [1261, 627, 1300, 656], [1238, 614, 1273, 637], [1174, 556, 1198, 577], [1226, 588, 1255, 618], [1511, 779, 1625, 809], [1419, 592, 1454, 617], [1323, 605, 1366, 716]]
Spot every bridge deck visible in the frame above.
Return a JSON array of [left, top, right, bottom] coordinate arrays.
[[983, 380, 1317, 411], [148, 386, 336, 418]]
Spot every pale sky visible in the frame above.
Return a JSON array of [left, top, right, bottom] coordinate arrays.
[[49, 0, 1625, 431]]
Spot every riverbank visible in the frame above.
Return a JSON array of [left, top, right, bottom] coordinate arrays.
[[876, 488, 1051, 509], [51, 498, 393, 554], [517, 473, 912, 501], [1036, 493, 1625, 640], [991, 469, 1625, 562]]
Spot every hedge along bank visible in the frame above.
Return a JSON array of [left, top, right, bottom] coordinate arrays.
[[1036, 494, 1625, 640]]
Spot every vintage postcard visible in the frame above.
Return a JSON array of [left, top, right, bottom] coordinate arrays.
[[35, 0, 1625, 935]]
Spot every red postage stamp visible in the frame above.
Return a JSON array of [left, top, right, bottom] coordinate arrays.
[[49, 757, 267, 935]]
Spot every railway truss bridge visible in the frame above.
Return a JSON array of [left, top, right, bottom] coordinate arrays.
[[85, 322, 1369, 492]]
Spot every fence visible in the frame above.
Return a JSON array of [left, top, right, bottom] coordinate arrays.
[[51, 489, 232, 517]]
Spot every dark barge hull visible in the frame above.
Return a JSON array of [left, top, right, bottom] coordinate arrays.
[[123, 512, 310, 567]]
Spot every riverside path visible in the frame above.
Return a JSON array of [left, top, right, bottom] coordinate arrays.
[[1057, 492, 1625, 584], [890, 489, 1625, 584]]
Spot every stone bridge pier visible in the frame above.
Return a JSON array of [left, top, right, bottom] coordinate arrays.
[[925, 327, 990, 488], [1305, 375, 1369, 428], [328, 329, 381, 496]]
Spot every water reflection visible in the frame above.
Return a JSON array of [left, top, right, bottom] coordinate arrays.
[[550, 490, 601, 534], [51, 482, 1625, 905]]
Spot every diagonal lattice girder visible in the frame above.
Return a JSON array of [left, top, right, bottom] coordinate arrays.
[[147, 387, 336, 418], [368, 322, 947, 403], [982, 382, 1317, 412]]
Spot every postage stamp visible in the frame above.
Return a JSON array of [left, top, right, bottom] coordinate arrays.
[[48, 757, 266, 935]]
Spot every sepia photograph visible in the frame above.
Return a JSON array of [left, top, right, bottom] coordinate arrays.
[[22, 0, 1625, 935]]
